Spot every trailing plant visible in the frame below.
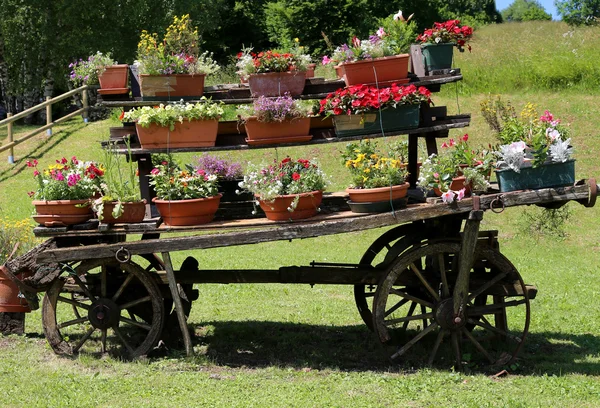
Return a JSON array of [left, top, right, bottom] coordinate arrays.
[[149, 162, 219, 201], [68, 51, 117, 86], [237, 94, 310, 123], [123, 98, 224, 130]]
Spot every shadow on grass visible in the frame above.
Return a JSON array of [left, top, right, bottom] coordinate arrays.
[[186, 320, 600, 375], [0, 121, 85, 184]]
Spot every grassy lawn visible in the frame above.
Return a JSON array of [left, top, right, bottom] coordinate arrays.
[[1, 22, 600, 408]]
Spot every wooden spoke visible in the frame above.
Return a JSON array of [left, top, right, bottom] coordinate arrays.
[[403, 302, 418, 330], [462, 327, 495, 364], [101, 329, 107, 354], [364, 292, 375, 298], [466, 270, 509, 303], [121, 316, 151, 331], [451, 331, 462, 368], [390, 288, 434, 309], [127, 310, 138, 322], [385, 312, 434, 327], [409, 262, 440, 302], [420, 304, 428, 329], [385, 298, 410, 317], [391, 322, 438, 360], [72, 274, 96, 301], [467, 318, 522, 344], [120, 295, 152, 310], [468, 299, 527, 316], [113, 327, 135, 355], [437, 253, 450, 298], [57, 295, 90, 310], [57, 317, 89, 329], [111, 273, 135, 302], [428, 329, 445, 366], [73, 327, 95, 353]]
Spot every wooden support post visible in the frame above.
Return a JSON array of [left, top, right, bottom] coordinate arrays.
[[408, 133, 419, 188], [46, 96, 52, 136], [82, 88, 89, 123], [162, 252, 193, 356], [0, 312, 25, 335], [453, 210, 483, 316], [136, 154, 158, 218], [7, 113, 14, 164]]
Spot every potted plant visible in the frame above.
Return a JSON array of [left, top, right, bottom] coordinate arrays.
[[341, 139, 410, 211], [238, 94, 312, 145], [318, 83, 432, 137], [149, 161, 221, 226], [92, 139, 146, 224], [481, 98, 575, 192], [135, 14, 220, 98], [321, 26, 411, 87], [27, 157, 104, 226], [123, 98, 224, 149], [193, 154, 251, 202], [239, 157, 328, 221], [441, 133, 495, 179], [416, 19, 474, 73], [236, 48, 309, 97], [69, 51, 129, 95]]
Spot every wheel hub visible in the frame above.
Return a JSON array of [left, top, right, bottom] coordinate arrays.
[[88, 298, 120, 330], [435, 298, 465, 330]]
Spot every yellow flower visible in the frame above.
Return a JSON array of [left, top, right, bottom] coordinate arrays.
[[294, 38, 300, 43], [364, 168, 371, 173]]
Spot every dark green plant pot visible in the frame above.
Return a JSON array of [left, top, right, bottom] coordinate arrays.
[[495, 160, 575, 192], [421, 43, 455, 72], [333, 105, 420, 138]]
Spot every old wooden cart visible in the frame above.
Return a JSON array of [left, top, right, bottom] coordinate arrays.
[[7, 72, 598, 367]]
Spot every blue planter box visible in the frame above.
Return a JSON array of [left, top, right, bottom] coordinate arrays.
[[333, 105, 420, 138], [495, 160, 575, 192], [421, 43, 454, 72]]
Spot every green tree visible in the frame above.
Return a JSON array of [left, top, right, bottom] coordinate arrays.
[[502, 0, 552, 21], [555, 0, 600, 25]]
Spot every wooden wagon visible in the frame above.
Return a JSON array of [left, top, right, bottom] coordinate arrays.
[[4, 72, 598, 368]]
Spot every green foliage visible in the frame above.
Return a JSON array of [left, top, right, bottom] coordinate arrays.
[[502, 0, 552, 21], [123, 99, 224, 130], [556, 0, 600, 25], [377, 15, 419, 54], [0, 217, 37, 265], [519, 205, 573, 238]]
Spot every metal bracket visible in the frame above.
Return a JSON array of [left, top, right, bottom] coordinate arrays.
[[490, 195, 505, 214]]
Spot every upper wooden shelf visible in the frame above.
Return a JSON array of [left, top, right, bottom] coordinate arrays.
[[100, 72, 463, 107]]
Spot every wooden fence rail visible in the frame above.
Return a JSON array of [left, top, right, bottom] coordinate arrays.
[[0, 85, 89, 163]]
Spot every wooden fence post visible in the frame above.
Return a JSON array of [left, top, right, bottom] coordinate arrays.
[[82, 88, 89, 123], [7, 113, 14, 164], [46, 96, 52, 136]]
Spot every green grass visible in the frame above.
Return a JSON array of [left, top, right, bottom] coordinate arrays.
[[2, 21, 600, 408]]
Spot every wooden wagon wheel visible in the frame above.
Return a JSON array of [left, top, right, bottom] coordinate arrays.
[[42, 259, 165, 359], [355, 222, 427, 330], [372, 241, 530, 367]]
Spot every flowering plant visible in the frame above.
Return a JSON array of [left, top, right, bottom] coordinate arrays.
[[441, 133, 495, 174], [123, 98, 224, 130], [149, 162, 219, 200], [68, 51, 117, 86], [237, 94, 310, 123], [239, 158, 328, 204], [27, 157, 104, 201], [236, 48, 309, 77], [318, 84, 432, 117], [341, 139, 408, 189], [481, 97, 573, 171], [193, 154, 243, 181], [321, 28, 394, 65], [416, 20, 474, 51], [376, 10, 419, 55], [135, 15, 219, 76]]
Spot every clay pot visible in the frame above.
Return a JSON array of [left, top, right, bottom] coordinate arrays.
[[99, 200, 146, 224], [346, 182, 410, 203], [334, 65, 343, 79], [244, 117, 311, 141], [305, 63, 317, 78], [139, 74, 206, 98], [248, 71, 306, 97], [340, 54, 410, 87], [32, 199, 93, 227], [135, 119, 219, 149], [0, 266, 31, 313], [257, 191, 323, 221], [98, 65, 129, 89], [153, 195, 222, 226], [433, 176, 472, 197]]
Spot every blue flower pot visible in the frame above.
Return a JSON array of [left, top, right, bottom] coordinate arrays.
[[495, 160, 575, 192], [421, 43, 455, 72], [333, 105, 420, 137]]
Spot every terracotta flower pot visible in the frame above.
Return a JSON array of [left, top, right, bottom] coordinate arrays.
[[98, 65, 129, 89], [153, 195, 222, 226], [346, 183, 410, 203], [0, 266, 31, 313], [257, 191, 323, 221], [248, 71, 306, 97], [340, 54, 410, 87], [334, 65, 343, 79], [433, 176, 472, 197], [32, 199, 93, 227], [136, 119, 219, 149], [244, 117, 311, 142], [305, 63, 317, 78], [99, 200, 147, 224], [139, 74, 206, 98]]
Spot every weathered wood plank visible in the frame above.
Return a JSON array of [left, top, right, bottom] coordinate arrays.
[[0, 312, 25, 335]]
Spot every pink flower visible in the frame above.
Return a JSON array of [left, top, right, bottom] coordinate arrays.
[[441, 142, 449, 148], [53, 172, 65, 181], [456, 188, 466, 201], [151, 168, 160, 175], [67, 173, 81, 187], [322, 55, 331, 65], [540, 110, 554, 123], [377, 27, 386, 38], [33, 170, 40, 177], [461, 133, 469, 142], [441, 190, 456, 204], [27, 191, 35, 198], [448, 139, 456, 147], [433, 172, 439, 179]]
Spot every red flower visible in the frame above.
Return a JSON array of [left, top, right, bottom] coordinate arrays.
[[292, 172, 301, 181], [119, 111, 125, 121], [461, 133, 469, 142]]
